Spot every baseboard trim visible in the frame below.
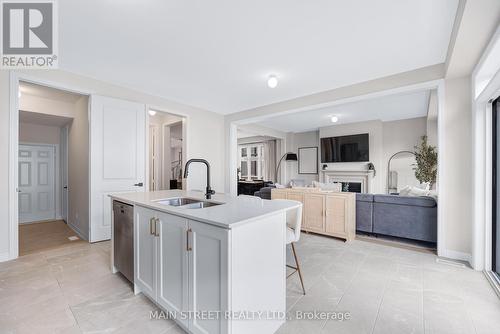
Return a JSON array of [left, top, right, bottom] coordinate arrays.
[[19, 218, 64, 225], [0, 252, 11, 262], [440, 249, 472, 265], [67, 222, 88, 241]]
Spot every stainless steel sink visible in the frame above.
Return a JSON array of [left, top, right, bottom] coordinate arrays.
[[154, 197, 223, 209], [183, 201, 223, 209], [154, 197, 201, 207]]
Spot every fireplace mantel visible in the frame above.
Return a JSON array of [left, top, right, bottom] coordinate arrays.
[[321, 169, 375, 193]]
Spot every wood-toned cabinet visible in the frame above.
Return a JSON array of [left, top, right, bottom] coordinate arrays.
[[325, 194, 351, 237], [272, 188, 356, 241], [304, 193, 325, 233]]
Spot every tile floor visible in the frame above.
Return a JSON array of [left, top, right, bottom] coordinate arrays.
[[1, 233, 499, 334]]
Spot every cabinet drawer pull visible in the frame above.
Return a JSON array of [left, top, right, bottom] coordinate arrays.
[[155, 218, 160, 237], [149, 218, 155, 235], [187, 228, 192, 251]]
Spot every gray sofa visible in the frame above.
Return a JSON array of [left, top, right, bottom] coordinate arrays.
[[254, 185, 276, 200], [356, 193, 437, 243]]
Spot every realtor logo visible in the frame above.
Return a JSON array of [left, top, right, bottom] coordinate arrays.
[[1, 0, 58, 68]]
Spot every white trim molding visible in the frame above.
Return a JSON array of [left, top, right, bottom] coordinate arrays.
[[471, 26, 500, 271], [6, 72, 92, 262], [440, 249, 472, 264], [7, 71, 20, 261]]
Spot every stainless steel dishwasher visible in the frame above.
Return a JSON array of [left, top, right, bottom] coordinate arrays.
[[113, 200, 134, 283]]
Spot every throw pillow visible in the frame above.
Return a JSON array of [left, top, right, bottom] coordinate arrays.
[[407, 186, 430, 197], [399, 185, 412, 196]]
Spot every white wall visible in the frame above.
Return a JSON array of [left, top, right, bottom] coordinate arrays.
[[68, 96, 90, 239], [20, 94, 76, 118], [317, 118, 427, 193], [319, 120, 385, 192], [427, 119, 438, 148], [441, 76, 473, 258], [427, 89, 439, 147], [285, 131, 320, 185], [19, 123, 61, 145], [383, 117, 428, 191]]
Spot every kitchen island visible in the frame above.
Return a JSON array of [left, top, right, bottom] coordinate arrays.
[[110, 190, 300, 334]]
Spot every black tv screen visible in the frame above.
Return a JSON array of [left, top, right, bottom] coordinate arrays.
[[321, 134, 369, 162]]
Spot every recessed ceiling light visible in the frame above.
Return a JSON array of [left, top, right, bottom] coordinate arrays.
[[149, 110, 157, 116], [267, 75, 278, 88], [331, 116, 339, 123]]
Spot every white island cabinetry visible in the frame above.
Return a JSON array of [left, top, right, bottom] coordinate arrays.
[[135, 206, 227, 333], [116, 190, 297, 334]]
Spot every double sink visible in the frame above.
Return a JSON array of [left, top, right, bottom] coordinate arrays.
[[154, 197, 223, 209]]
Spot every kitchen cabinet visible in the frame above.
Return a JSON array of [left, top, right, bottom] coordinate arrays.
[[156, 211, 189, 328], [111, 189, 298, 334], [135, 206, 156, 299], [134, 206, 228, 333], [188, 220, 228, 334]]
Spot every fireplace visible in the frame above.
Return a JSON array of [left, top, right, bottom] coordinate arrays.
[[341, 182, 362, 193], [321, 169, 375, 193]]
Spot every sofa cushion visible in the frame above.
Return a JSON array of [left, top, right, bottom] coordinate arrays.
[[373, 194, 436, 208], [356, 193, 374, 202], [373, 202, 437, 243]]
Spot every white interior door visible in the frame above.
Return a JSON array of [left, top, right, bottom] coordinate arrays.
[[90, 95, 146, 242], [18, 145, 56, 223]]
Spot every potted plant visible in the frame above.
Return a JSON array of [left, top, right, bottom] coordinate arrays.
[[414, 135, 438, 188]]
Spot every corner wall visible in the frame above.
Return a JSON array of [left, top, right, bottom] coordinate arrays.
[[68, 96, 90, 239], [441, 76, 473, 259]]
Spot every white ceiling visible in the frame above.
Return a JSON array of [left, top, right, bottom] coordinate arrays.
[[59, 0, 458, 114], [255, 90, 431, 132], [19, 110, 73, 127]]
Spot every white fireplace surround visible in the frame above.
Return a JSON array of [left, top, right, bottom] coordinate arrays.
[[321, 170, 375, 193]]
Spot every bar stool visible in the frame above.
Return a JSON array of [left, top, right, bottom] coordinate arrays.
[[276, 200, 305, 295]]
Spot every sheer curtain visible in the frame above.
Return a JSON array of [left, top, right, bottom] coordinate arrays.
[[263, 140, 276, 182]]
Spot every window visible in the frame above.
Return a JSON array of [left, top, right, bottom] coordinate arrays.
[[238, 143, 264, 180]]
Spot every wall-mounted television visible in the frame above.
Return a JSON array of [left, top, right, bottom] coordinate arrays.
[[320, 133, 369, 163]]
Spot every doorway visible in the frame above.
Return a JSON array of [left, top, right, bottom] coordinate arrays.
[[17, 81, 89, 255], [148, 110, 186, 191], [18, 144, 57, 223]]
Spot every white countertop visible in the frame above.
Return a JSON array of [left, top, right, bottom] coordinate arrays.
[[110, 190, 301, 229]]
